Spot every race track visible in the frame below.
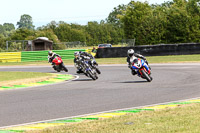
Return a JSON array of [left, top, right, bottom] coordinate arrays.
[[0, 63, 200, 127]]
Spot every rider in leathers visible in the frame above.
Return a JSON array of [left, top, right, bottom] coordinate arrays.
[[48, 51, 61, 63], [127, 49, 150, 75], [74, 51, 97, 73], [48, 51, 62, 70]]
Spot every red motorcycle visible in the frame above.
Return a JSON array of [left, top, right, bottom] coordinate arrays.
[[52, 57, 68, 72]]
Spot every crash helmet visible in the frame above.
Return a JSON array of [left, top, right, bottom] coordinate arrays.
[[74, 51, 80, 57], [127, 49, 134, 57], [79, 51, 83, 54], [48, 51, 54, 57]]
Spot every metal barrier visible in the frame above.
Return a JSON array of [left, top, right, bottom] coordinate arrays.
[[0, 52, 21, 63], [0, 49, 87, 63], [96, 43, 200, 58]]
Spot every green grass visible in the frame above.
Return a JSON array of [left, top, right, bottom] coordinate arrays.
[[0, 54, 200, 66], [27, 103, 200, 133], [0, 71, 53, 82], [147, 54, 200, 63]]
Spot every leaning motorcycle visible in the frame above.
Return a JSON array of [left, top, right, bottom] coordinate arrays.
[[132, 58, 152, 82], [52, 56, 68, 72], [91, 60, 101, 74], [77, 57, 98, 80]]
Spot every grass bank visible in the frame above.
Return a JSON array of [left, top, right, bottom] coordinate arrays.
[[0, 71, 55, 86], [0, 54, 200, 66], [27, 103, 200, 133], [96, 54, 200, 64]]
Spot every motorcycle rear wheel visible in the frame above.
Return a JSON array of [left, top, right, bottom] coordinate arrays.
[[61, 63, 68, 72]]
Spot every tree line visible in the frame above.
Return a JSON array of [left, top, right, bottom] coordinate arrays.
[[1, 0, 200, 51]]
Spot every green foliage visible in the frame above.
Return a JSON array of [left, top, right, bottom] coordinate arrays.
[[3, 23, 15, 31], [120, 0, 200, 45], [106, 4, 127, 27], [54, 23, 86, 42], [17, 14, 35, 29], [34, 29, 59, 43], [85, 21, 124, 45], [0, 34, 6, 50], [0, 24, 5, 34], [38, 20, 124, 46], [121, 1, 155, 45], [10, 28, 35, 40], [0, 23, 15, 38]]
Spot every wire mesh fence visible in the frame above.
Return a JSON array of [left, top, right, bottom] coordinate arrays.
[[6, 40, 32, 51], [54, 41, 87, 49], [121, 39, 135, 47]]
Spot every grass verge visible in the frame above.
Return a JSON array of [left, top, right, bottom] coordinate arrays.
[[27, 103, 200, 133], [0, 71, 55, 86]]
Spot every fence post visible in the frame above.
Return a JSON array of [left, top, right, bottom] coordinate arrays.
[[6, 41, 8, 50]]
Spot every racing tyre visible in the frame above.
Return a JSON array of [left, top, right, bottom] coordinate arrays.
[[88, 70, 97, 80], [96, 68, 101, 74], [141, 69, 152, 82], [63, 65, 68, 72], [54, 66, 60, 72]]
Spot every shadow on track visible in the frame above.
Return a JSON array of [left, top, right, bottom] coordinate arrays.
[[73, 78, 93, 81], [114, 81, 147, 83]]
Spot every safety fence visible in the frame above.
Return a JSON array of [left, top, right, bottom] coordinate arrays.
[[0, 49, 89, 63], [0, 52, 21, 63], [96, 43, 200, 58]]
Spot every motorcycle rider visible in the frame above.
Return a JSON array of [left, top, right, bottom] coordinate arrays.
[[74, 51, 98, 74], [48, 51, 61, 63], [127, 49, 150, 75], [48, 51, 62, 70]]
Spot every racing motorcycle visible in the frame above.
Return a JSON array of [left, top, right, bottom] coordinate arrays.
[[131, 58, 152, 82], [52, 56, 68, 72], [77, 57, 99, 80], [92, 60, 101, 74]]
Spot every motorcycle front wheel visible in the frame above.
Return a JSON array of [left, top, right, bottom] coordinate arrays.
[[141, 69, 152, 82], [87, 70, 97, 80], [96, 67, 101, 74]]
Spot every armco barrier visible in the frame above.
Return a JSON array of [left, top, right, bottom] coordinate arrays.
[[0, 49, 86, 63], [21, 49, 86, 62], [0, 52, 21, 63], [51, 49, 86, 60], [96, 43, 200, 58], [21, 51, 48, 62]]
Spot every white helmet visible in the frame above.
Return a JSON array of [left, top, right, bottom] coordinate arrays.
[[74, 51, 80, 56], [127, 49, 134, 57], [48, 51, 54, 57]]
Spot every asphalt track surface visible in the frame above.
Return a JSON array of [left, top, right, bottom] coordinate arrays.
[[0, 63, 200, 127]]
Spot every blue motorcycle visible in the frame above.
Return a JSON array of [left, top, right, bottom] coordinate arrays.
[[131, 58, 152, 82], [78, 57, 98, 80]]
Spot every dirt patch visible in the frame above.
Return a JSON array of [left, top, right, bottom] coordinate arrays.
[[0, 75, 57, 87]]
